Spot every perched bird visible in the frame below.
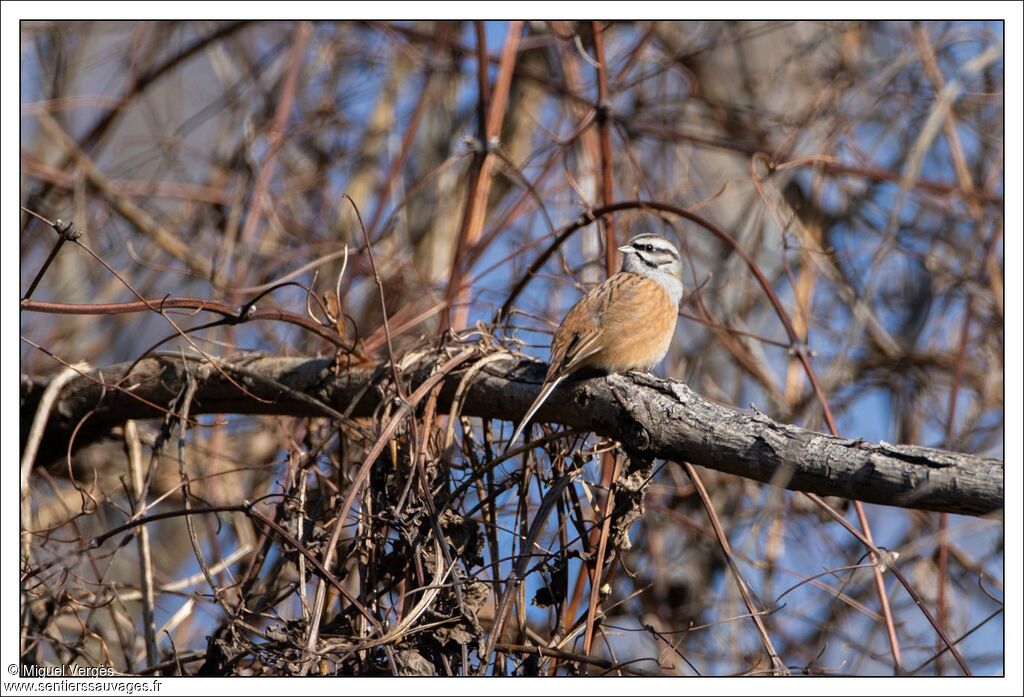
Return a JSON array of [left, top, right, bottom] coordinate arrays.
[[508, 233, 683, 447]]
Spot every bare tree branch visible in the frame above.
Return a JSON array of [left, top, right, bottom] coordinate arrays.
[[21, 352, 1002, 517]]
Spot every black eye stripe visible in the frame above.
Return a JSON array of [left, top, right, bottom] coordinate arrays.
[[628, 237, 679, 260]]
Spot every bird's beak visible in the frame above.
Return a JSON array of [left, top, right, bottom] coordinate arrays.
[[617, 244, 634, 254]]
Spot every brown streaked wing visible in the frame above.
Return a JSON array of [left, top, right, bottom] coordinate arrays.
[[544, 280, 607, 381]]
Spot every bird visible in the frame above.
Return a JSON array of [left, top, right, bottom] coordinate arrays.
[[508, 233, 683, 448]]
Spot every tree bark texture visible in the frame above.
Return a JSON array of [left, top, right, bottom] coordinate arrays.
[[21, 353, 1003, 517]]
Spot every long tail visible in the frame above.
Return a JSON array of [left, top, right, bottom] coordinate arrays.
[[507, 375, 567, 450]]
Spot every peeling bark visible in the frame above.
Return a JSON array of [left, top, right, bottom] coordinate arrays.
[[21, 352, 1003, 517]]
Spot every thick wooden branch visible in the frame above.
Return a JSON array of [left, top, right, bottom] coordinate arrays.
[[21, 353, 1003, 516]]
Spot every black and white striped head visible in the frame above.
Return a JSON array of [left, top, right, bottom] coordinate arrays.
[[619, 233, 682, 277], [618, 233, 684, 306]]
